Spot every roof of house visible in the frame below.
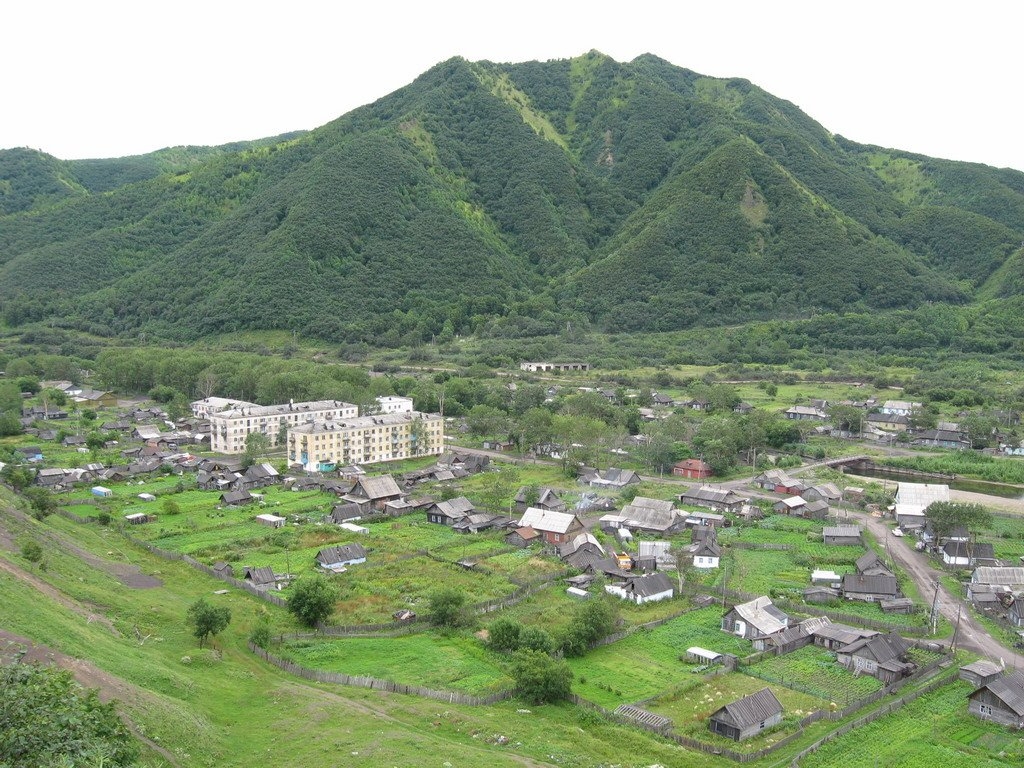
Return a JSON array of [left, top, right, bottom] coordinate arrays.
[[812, 623, 879, 646], [710, 688, 783, 728], [316, 543, 368, 565], [625, 572, 674, 598], [619, 497, 679, 532], [972, 567, 1024, 585], [679, 486, 746, 505], [731, 596, 789, 636], [894, 482, 950, 507], [843, 573, 899, 596], [803, 500, 830, 514], [855, 551, 892, 575], [674, 458, 711, 471], [975, 672, 1024, 716], [518, 508, 582, 535], [689, 537, 722, 558], [509, 525, 540, 541], [776, 496, 805, 510], [839, 633, 909, 663], [354, 474, 402, 500], [961, 660, 1003, 678], [243, 566, 275, 585], [558, 532, 605, 559], [432, 496, 476, 519], [944, 541, 995, 560], [823, 526, 862, 539]]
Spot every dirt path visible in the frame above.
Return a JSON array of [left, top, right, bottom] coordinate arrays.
[[850, 509, 1024, 667], [0, 629, 182, 768]]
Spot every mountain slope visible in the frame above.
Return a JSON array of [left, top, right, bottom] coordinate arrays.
[[0, 52, 1022, 344]]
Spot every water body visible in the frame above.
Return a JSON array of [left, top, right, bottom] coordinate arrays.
[[846, 465, 1024, 500]]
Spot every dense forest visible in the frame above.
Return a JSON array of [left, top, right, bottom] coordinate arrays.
[[1, 51, 1022, 352]]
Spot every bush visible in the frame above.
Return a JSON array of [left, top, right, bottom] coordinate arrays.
[[287, 575, 337, 628], [428, 588, 471, 629], [510, 649, 572, 705], [487, 617, 521, 652]]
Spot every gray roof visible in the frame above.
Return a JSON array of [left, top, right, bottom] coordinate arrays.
[[518, 508, 582, 535], [679, 486, 746, 505], [625, 572, 674, 598], [978, 672, 1024, 716], [823, 526, 861, 538], [732, 596, 789, 636], [710, 688, 783, 728], [972, 567, 1024, 585], [843, 573, 899, 596], [243, 566, 275, 585], [812, 623, 879, 646], [619, 497, 680, 532], [840, 633, 910, 663], [355, 474, 402, 500], [316, 543, 367, 565]]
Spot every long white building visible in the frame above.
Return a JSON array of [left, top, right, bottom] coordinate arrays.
[[288, 411, 443, 471], [209, 400, 358, 454]]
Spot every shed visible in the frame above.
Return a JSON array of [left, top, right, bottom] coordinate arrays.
[[124, 513, 151, 524], [255, 513, 286, 528], [686, 647, 724, 665], [960, 660, 1003, 688], [823, 526, 862, 546], [137, 492, 157, 502], [316, 543, 368, 571], [708, 688, 783, 741], [91, 486, 113, 498], [566, 587, 591, 600], [338, 522, 369, 535]]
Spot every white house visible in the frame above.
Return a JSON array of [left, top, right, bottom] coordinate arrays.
[[604, 572, 675, 604]]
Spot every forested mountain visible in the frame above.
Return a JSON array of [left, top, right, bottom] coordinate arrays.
[[1, 51, 1022, 347]]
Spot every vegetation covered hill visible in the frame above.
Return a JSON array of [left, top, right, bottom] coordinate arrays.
[[1, 51, 1022, 347]]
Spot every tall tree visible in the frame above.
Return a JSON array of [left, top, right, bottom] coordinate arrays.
[[185, 598, 231, 648]]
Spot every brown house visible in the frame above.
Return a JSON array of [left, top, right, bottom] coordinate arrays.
[[672, 458, 712, 479], [517, 508, 585, 545]]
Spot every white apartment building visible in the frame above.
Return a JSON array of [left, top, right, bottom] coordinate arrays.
[[375, 396, 414, 414], [209, 400, 358, 454], [288, 411, 443, 471], [191, 397, 253, 419]]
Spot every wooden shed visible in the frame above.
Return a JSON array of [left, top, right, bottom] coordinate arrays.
[[708, 688, 783, 741]]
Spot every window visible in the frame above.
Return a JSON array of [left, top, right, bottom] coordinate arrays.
[[979, 704, 993, 715]]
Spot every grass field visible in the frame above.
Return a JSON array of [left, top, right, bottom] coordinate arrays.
[[279, 633, 513, 695], [800, 680, 1024, 767], [565, 606, 751, 708]]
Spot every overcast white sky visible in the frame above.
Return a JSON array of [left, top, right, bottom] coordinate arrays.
[[5, 1, 1021, 171]]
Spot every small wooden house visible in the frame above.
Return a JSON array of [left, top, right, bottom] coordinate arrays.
[[836, 633, 914, 683], [708, 688, 783, 741], [672, 458, 712, 479], [960, 660, 1003, 688], [968, 671, 1024, 729], [505, 526, 541, 548], [316, 543, 368, 571], [842, 573, 900, 602], [823, 526, 862, 546]]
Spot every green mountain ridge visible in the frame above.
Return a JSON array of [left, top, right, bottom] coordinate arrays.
[[1, 51, 1022, 345]]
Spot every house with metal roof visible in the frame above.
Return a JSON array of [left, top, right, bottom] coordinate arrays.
[[721, 596, 789, 641], [517, 508, 585, 545]]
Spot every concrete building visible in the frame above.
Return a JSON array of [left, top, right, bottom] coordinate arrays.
[[375, 396, 414, 414], [288, 411, 444, 471], [210, 400, 358, 454]]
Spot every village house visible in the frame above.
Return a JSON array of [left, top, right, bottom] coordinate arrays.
[[452, 513, 504, 534], [842, 573, 900, 602], [219, 489, 254, 507], [678, 486, 748, 514], [912, 429, 970, 450], [558, 533, 606, 570], [578, 467, 641, 489], [721, 596, 789, 642], [505, 526, 541, 548], [615, 496, 684, 535], [968, 567, 1024, 604], [960, 660, 1003, 688], [812, 622, 879, 652], [881, 400, 922, 417], [687, 531, 721, 569], [755, 616, 831, 655], [836, 633, 915, 684], [425, 496, 476, 526], [856, 550, 894, 578], [784, 405, 828, 421], [968, 672, 1024, 728], [708, 688, 783, 742], [241, 566, 278, 591], [866, 412, 910, 432], [672, 458, 712, 479], [942, 540, 995, 568], [823, 525, 862, 546], [774, 496, 806, 515], [517, 508, 586, 545], [894, 482, 949, 530], [513, 486, 566, 514], [344, 474, 404, 511], [316, 543, 368, 572], [604, 572, 675, 604]]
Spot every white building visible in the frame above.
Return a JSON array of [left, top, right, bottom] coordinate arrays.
[[190, 397, 253, 419], [209, 400, 358, 454], [375, 396, 414, 414], [881, 400, 923, 417], [288, 411, 443, 471]]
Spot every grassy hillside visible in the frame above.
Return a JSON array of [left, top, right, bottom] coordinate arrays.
[[1, 52, 1022, 348]]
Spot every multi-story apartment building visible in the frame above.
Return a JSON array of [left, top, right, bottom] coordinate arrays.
[[191, 397, 252, 419], [209, 400, 358, 454], [288, 411, 444, 471]]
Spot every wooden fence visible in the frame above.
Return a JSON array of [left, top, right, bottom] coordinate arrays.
[[249, 642, 513, 705]]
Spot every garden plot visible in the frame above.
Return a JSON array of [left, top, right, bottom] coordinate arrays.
[[566, 606, 750, 708], [279, 633, 512, 696], [646, 672, 826, 751], [800, 680, 1023, 767], [743, 645, 882, 704]]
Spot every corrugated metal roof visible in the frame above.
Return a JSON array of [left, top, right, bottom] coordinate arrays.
[[711, 688, 783, 728]]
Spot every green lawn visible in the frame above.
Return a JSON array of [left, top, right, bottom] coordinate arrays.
[[279, 633, 513, 695]]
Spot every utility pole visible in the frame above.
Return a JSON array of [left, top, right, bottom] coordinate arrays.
[[951, 604, 962, 652], [929, 579, 941, 636]]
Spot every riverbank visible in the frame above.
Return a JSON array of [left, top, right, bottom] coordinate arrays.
[[844, 472, 1024, 515]]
